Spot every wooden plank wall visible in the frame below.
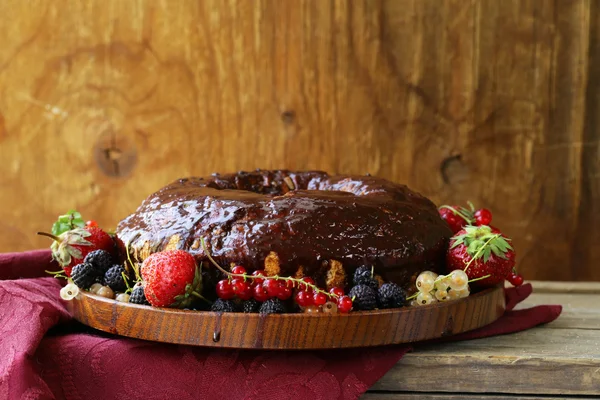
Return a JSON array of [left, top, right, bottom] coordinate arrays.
[[0, 0, 597, 281]]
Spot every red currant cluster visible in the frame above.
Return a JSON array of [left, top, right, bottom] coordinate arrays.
[[215, 265, 354, 313], [438, 203, 492, 234]]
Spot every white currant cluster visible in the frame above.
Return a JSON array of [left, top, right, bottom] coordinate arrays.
[[411, 270, 470, 306]]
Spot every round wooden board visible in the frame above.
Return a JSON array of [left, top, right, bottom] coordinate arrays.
[[67, 285, 505, 349]]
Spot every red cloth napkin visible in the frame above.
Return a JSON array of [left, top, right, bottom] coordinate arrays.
[[0, 250, 561, 400]]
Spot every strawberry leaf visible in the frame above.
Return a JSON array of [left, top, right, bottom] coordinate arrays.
[[52, 210, 85, 236]]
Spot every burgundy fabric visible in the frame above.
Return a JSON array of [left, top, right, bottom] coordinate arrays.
[[0, 250, 561, 400]]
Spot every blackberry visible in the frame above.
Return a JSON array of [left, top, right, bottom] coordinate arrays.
[[259, 298, 286, 314], [242, 298, 260, 313], [129, 285, 150, 305], [71, 262, 100, 289], [211, 298, 237, 313], [103, 265, 128, 292], [378, 283, 406, 309], [83, 250, 114, 274], [353, 265, 378, 290], [348, 284, 377, 311]]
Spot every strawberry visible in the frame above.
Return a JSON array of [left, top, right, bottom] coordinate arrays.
[[140, 250, 202, 308], [39, 226, 114, 277], [446, 225, 521, 288]]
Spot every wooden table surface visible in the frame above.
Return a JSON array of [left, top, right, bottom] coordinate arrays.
[[364, 281, 600, 400]]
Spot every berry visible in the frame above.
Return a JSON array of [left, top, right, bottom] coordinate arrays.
[[231, 278, 253, 300], [416, 272, 435, 292], [129, 285, 150, 305], [416, 291, 436, 305], [96, 286, 114, 299], [263, 279, 281, 298], [294, 290, 313, 307], [329, 287, 344, 298], [259, 298, 286, 314], [434, 289, 449, 301], [251, 270, 266, 285], [116, 293, 130, 302], [276, 286, 292, 301], [103, 265, 128, 292], [508, 273, 524, 287], [89, 282, 103, 294], [211, 298, 237, 313], [141, 250, 200, 308], [313, 292, 327, 306], [447, 225, 515, 288], [353, 265, 372, 285], [86, 220, 99, 228], [39, 225, 115, 277], [322, 301, 338, 314], [231, 265, 246, 275], [83, 250, 114, 274], [438, 205, 474, 233], [216, 279, 235, 300], [448, 269, 469, 291], [474, 208, 492, 226], [337, 295, 353, 313], [304, 305, 320, 313], [71, 262, 101, 289], [348, 284, 377, 311], [253, 284, 270, 302], [434, 277, 450, 291], [377, 283, 406, 309], [300, 277, 315, 292], [242, 298, 260, 313]]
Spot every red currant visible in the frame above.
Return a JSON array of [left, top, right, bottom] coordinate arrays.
[[263, 279, 281, 298], [232, 278, 253, 300], [300, 277, 315, 292], [337, 295, 353, 313], [295, 290, 313, 307], [508, 273, 524, 287], [231, 265, 247, 275], [276, 286, 292, 300], [329, 287, 344, 298], [474, 208, 492, 226], [439, 206, 472, 233], [313, 292, 327, 306], [251, 270, 266, 285], [253, 284, 270, 302], [86, 220, 99, 228], [216, 279, 235, 300]]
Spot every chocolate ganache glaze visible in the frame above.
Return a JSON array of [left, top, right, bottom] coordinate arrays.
[[116, 170, 452, 290]]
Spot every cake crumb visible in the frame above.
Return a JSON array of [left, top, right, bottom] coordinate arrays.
[[326, 259, 346, 290], [264, 251, 281, 276]]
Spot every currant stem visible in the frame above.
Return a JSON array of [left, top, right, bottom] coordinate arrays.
[[37, 232, 61, 242], [439, 205, 474, 224], [467, 274, 492, 283], [200, 238, 341, 300]]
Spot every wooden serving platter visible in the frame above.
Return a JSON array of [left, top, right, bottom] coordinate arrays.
[[67, 285, 505, 349]]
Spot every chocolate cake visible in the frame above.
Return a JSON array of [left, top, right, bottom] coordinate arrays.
[[116, 170, 452, 290]]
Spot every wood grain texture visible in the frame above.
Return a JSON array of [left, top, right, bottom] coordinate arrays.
[[370, 289, 600, 397], [66, 285, 505, 349], [0, 1, 598, 281]]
